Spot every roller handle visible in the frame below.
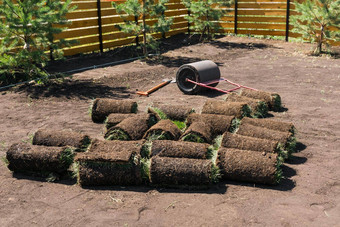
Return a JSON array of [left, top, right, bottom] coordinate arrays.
[[136, 80, 172, 96]]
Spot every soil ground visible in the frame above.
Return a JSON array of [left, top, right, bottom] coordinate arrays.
[[1, 35, 339, 226]]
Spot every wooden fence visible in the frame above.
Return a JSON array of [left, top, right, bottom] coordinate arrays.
[[57, 0, 338, 56]]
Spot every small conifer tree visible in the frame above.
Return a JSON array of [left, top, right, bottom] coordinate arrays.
[[0, 0, 76, 85], [113, 0, 173, 55], [291, 0, 340, 55], [183, 0, 231, 41]]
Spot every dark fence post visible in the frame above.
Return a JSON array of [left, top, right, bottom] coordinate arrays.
[[285, 0, 290, 42], [188, 10, 191, 35], [234, 0, 238, 35], [97, 0, 104, 53]]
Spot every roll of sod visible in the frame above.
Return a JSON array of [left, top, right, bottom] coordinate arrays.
[[105, 113, 139, 130], [201, 100, 251, 119], [75, 148, 142, 186], [240, 89, 281, 111], [6, 143, 74, 173], [91, 98, 138, 123], [87, 139, 144, 155], [225, 93, 268, 118], [151, 140, 211, 159], [221, 132, 285, 156], [32, 129, 91, 151], [186, 113, 234, 136], [150, 156, 219, 186], [241, 117, 296, 135], [181, 121, 212, 144], [149, 104, 195, 121], [144, 119, 182, 140], [218, 147, 282, 185], [105, 114, 157, 140]]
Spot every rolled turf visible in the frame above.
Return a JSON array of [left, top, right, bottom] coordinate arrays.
[[218, 147, 282, 185], [91, 98, 138, 123], [32, 129, 91, 151], [105, 113, 139, 130], [150, 156, 219, 186], [225, 92, 268, 118], [181, 121, 212, 144], [201, 100, 251, 118], [87, 139, 145, 155], [151, 140, 211, 159], [149, 104, 195, 121], [241, 117, 296, 135], [221, 132, 287, 159], [240, 89, 282, 111], [6, 143, 74, 173], [144, 119, 182, 140], [105, 113, 157, 140], [186, 113, 234, 136]]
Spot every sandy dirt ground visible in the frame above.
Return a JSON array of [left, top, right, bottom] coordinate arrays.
[[0, 35, 339, 226]]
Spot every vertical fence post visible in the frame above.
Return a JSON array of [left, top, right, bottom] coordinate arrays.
[[97, 0, 104, 53], [188, 10, 191, 35], [285, 0, 290, 42], [135, 16, 139, 46], [234, 0, 238, 35]]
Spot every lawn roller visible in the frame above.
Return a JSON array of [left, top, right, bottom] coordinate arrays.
[[176, 60, 257, 95]]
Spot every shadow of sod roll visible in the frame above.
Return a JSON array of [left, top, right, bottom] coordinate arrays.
[[181, 121, 212, 144], [221, 132, 288, 160], [151, 140, 212, 159], [91, 98, 138, 123], [218, 147, 282, 185], [201, 100, 251, 119], [241, 117, 296, 135], [150, 156, 220, 187], [75, 140, 144, 186], [240, 89, 282, 112], [236, 123, 296, 155], [186, 113, 235, 137], [143, 119, 182, 141], [32, 129, 91, 152], [224, 92, 268, 118], [105, 113, 158, 141], [6, 143, 74, 174]]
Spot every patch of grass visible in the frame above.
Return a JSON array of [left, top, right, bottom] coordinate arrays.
[[21, 133, 34, 144], [286, 136, 297, 154], [241, 104, 252, 118], [140, 158, 150, 184], [210, 164, 221, 184], [252, 101, 268, 118], [141, 141, 152, 158], [149, 107, 168, 120], [60, 147, 75, 168], [71, 162, 80, 180], [80, 136, 92, 152], [88, 99, 95, 116], [147, 130, 173, 141], [272, 94, 282, 112], [1, 156, 9, 165], [106, 129, 130, 141], [181, 133, 206, 143], [131, 102, 138, 113], [172, 120, 186, 131], [230, 118, 241, 133], [148, 115, 159, 128]]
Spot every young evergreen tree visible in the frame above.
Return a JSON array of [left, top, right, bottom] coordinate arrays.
[[0, 0, 76, 85], [291, 0, 340, 55], [113, 0, 173, 55], [183, 0, 231, 41]]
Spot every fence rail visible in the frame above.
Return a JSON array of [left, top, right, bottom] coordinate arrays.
[[51, 0, 339, 56]]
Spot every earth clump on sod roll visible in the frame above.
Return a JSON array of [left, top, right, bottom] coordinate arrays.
[[218, 147, 282, 185], [181, 121, 212, 144], [75, 142, 142, 186], [150, 156, 219, 186], [201, 100, 251, 118], [91, 98, 138, 123], [151, 140, 211, 159], [240, 89, 282, 111], [224, 92, 268, 118], [32, 129, 91, 151], [241, 117, 296, 135], [6, 143, 74, 173], [144, 119, 182, 140], [186, 113, 234, 137], [105, 113, 157, 140]]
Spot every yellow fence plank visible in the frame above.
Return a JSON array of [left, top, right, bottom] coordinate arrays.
[[237, 29, 286, 36], [238, 3, 287, 9]]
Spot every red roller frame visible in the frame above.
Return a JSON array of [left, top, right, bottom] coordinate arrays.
[[186, 78, 257, 94]]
